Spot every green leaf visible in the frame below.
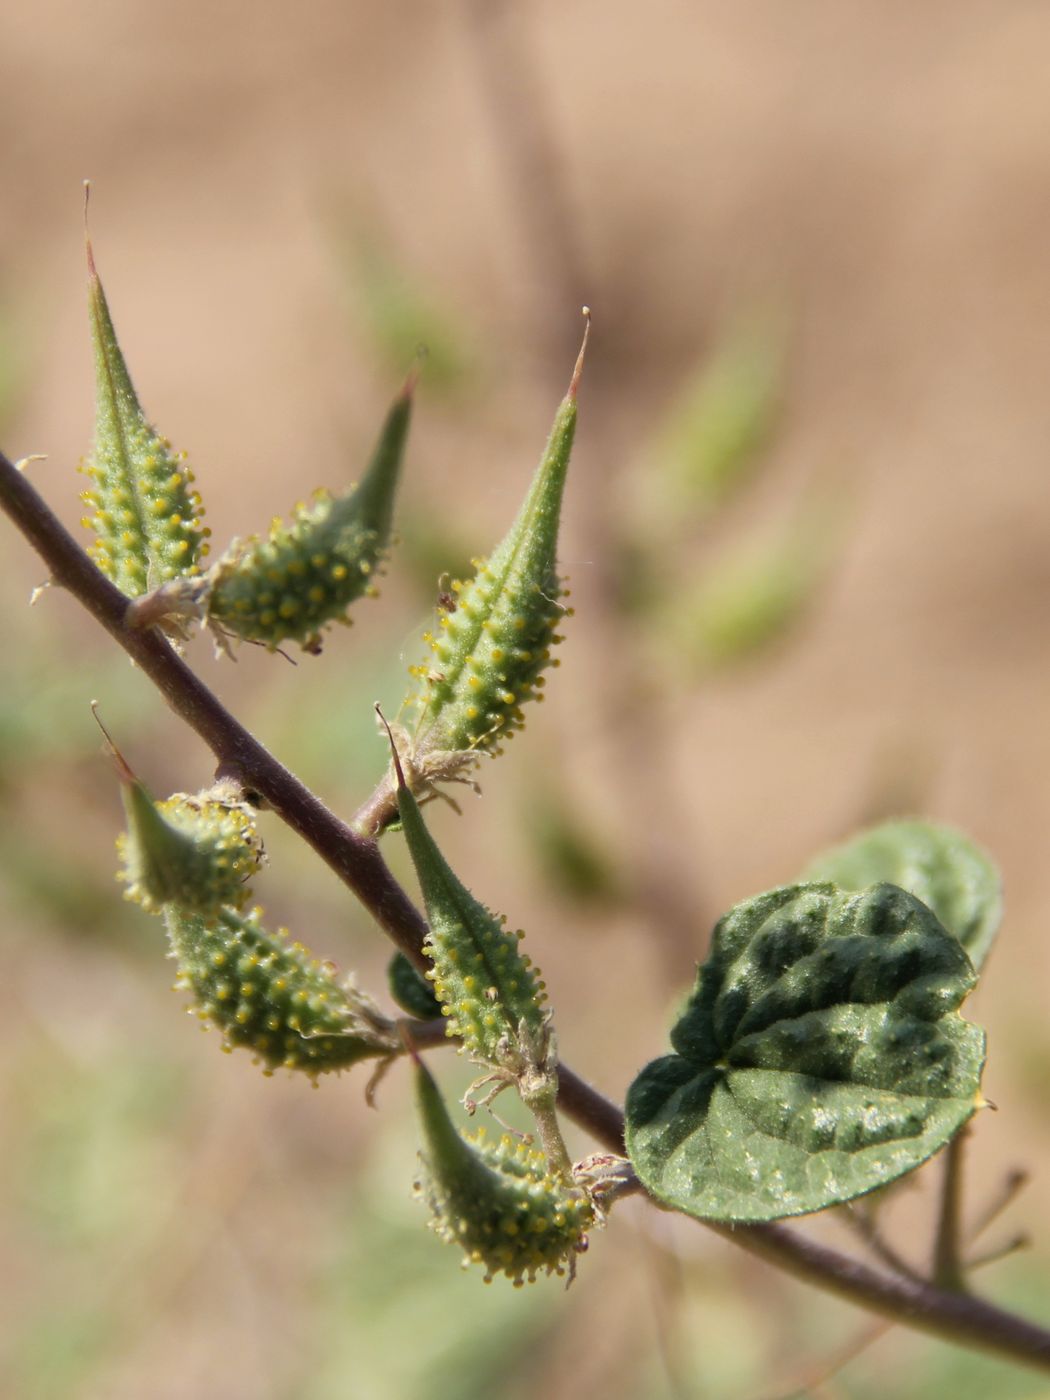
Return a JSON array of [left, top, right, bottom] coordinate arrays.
[[804, 820, 1002, 971], [625, 882, 985, 1223]]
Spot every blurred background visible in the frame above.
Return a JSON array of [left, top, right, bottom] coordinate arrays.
[[2, 3, 1050, 1397]]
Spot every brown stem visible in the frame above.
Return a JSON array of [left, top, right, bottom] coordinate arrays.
[[3, 447, 1050, 1376], [351, 773, 399, 838]]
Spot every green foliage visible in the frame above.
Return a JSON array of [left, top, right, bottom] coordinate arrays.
[[667, 504, 836, 671], [805, 819, 1003, 971], [523, 782, 622, 907], [206, 380, 412, 653], [625, 882, 985, 1222], [5, 219, 1029, 1355], [334, 222, 474, 393], [413, 1060, 592, 1285], [164, 905, 399, 1078], [79, 243, 208, 597], [642, 314, 782, 523]]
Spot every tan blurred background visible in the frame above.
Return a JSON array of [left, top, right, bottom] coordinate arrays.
[[2, 3, 1050, 1397]]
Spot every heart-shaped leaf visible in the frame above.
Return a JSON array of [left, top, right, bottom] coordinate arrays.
[[804, 820, 1001, 970], [625, 882, 985, 1223]]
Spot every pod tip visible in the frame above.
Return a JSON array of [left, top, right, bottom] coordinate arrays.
[[83, 181, 98, 277], [568, 307, 592, 401], [375, 702, 407, 791]]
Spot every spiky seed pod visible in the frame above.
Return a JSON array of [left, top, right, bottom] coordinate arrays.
[[413, 1061, 592, 1285], [204, 381, 413, 653], [397, 315, 588, 797], [165, 905, 399, 1078], [117, 780, 263, 916], [393, 758, 548, 1071], [79, 239, 208, 598]]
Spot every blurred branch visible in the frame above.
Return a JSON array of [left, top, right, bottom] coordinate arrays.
[[461, 0, 590, 354], [4, 446, 1050, 1376], [463, 0, 716, 969], [933, 1127, 969, 1292]]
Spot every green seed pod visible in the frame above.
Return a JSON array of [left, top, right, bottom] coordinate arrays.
[[389, 736, 548, 1071], [204, 380, 413, 653], [398, 314, 588, 795], [116, 778, 264, 916], [413, 1060, 592, 1285], [79, 235, 208, 598], [387, 950, 442, 1020], [165, 904, 399, 1078]]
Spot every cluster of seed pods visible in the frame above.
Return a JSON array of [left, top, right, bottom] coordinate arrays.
[[113, 744, 395, 1080], [80, 232, 410, 652], [84, 217, 594, 1280]]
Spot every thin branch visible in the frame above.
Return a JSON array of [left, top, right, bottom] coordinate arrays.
[[933, 1127, 969, 1291], [971, 1168, 1029, 1243], [3, 446, 1050, 1376], [757, 1317, 894, 1400], [461, 0, 590, 360], [844, 1201, 926, 1285]]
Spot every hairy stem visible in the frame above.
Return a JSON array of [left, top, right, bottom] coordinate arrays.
[[524, 1088, 575, 1185], [3, 447, 1049, 1376]]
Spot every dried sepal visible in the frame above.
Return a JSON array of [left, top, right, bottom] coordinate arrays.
[[393, 314, 588, 802], [203, 379, 413, 653], [117, 776, 263, 916], [413, 1059, 592, 1285], [79, 234, 208, 600], [165, 904, 399, 1079]]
